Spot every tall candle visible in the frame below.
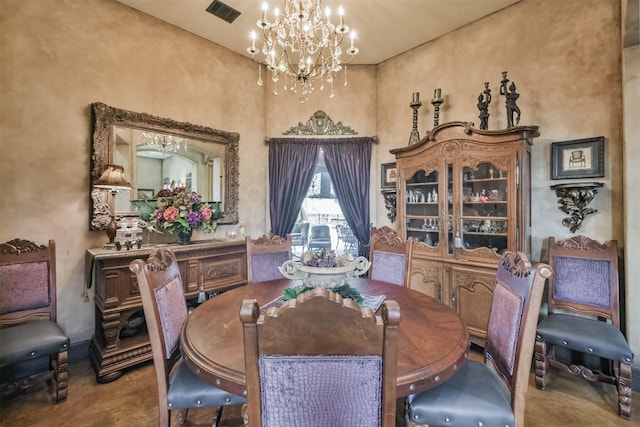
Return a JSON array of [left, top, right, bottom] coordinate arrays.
[[412, 92, 419, 103], [434, 88, 442, 100]]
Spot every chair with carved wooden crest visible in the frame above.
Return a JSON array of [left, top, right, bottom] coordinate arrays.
[[369, 226, 414, 287], [129, 248, 245, 426], [407, 251, 552, 427], [0, 238, 70, 404], [240, 287, 400, 427], [534, 236, 634, 419], [246, 232, 291, 283]]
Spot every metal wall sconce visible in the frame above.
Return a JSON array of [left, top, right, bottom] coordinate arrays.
[[550, 182, 603, 232], [381, 189, 397, 223]]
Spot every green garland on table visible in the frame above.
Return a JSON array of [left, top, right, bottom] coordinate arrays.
[[283, 284, 364, 305]]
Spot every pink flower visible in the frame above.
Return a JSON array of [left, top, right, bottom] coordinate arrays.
[[163, 206, 179, 222], [200, 206, 212, 221]]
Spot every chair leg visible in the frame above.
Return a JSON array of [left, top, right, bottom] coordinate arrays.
[[53, 350, 69, 403], [534, 341, 548, 389], [177, 408, 188, 425], [212, 406, 224, 427], [618, 361, 632, 419]]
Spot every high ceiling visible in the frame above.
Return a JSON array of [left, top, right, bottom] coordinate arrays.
[[115, 0, 521, 65]]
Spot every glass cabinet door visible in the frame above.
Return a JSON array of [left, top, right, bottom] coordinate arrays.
[[459, 162, 509, 254], [404, 169, 440, 248]]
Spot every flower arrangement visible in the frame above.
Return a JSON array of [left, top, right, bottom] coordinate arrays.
[[142, 188, 220, 235], [300, 248, 350, 268]]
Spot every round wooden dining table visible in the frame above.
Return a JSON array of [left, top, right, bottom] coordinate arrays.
[[180, 277, 470, 398]]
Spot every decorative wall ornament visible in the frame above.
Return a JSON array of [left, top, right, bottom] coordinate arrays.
[[550, 182, 603, 233], [381, 189, 396, 223], [283, 110, 358, 135], [500, 71, 521, 128], [477, 82, 492, 130], [409, 92, 422, 145], [431, 88, 443, 127]]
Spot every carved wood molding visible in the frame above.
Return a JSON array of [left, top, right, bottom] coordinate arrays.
[[500, 250, 532, 277], [251, 232, 288, 247], [555, 235, 607, 250], [283, 110, 358, 135], [0, 238, 45, 254], [372, 226, 404, 248]]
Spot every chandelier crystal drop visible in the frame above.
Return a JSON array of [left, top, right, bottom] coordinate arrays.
[[247, 0, 359, 102], [140, 131, 188, 153]]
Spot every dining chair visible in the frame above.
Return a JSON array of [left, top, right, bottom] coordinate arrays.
[[534, 236, 634, 419], [290, 222, 310, 253], [246, 232, 291, 283], [407, 251, 552, 427], [240, 287, 400, 427], [129, 248, 245, 427], [336, 224, 358, 253], [369, 226, 414, 287], [0, 238, 70, 404], [307, 224, 332, 251]]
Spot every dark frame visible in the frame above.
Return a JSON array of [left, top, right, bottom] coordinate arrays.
[[381, 162, 397, 189], [551, 136, 605, 180], [137, 188, 154, 200]]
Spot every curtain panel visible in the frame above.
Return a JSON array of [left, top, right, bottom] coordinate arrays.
[[268, 137, 372, 254]]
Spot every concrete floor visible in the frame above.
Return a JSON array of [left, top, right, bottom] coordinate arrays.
[[1, 349, 638, 427]]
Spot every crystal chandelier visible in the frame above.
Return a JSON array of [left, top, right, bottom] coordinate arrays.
[[247, 1, 359, 102], [140, 131, 188, 153]]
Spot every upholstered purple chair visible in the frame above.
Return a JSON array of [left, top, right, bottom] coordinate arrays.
[[369, 226, 414, 287], [535, 236, 633, 419], [0, 238, 69, 404], [407, 252, 551, 427], [246, 233, 291, 283], [129, 248, 245, 427], [240, 287, 400, 427]]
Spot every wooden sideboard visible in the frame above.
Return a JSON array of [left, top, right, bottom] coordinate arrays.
[[86, 239, 248, 383]]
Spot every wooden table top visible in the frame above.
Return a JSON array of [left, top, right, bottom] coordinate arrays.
[[180, 278, 470, 397]]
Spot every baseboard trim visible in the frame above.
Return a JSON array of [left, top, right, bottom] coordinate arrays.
[[69, 340, 91, 365]]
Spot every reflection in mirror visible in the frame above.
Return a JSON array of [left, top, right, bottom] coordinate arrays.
[[90, 102, 239, 230], [113, 128, 225, 213]]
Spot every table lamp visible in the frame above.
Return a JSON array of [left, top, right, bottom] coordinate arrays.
[[93, 164, 132, 246]]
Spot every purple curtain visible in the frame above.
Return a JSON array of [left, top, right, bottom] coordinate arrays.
[[323, 138, 372, 255], [269, 138, 320, 237]]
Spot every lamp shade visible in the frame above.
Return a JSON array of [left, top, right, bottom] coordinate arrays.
[[94, 164, 132, 191]]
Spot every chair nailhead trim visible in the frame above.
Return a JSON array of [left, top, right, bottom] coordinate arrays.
[[478, 422, 484, 427], [587, 347, 594, 352], [536, 334, 541, 339], [225, 397, 230, 402], [30, 351, 36, 357], [562, 340, 568, 345], [625, 357, 631, 363], [435, 375, 440, 382], [196, 400, 201, 405], [168, 403, 173, 408], [409, 384, 416, 391], [444, 417, 450, 423]]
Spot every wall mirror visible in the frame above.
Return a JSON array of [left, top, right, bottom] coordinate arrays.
[[90, 102, 239, 230]]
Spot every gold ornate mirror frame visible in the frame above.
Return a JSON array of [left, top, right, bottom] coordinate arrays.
[[89, 102, 239, 230]]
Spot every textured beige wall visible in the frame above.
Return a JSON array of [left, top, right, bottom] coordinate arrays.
[[262, 65, 378, 226], [623, 44, 639, 365], [1, 0, 635, 366], [0, 0, 265, 341], [377, 0, 623, 261]]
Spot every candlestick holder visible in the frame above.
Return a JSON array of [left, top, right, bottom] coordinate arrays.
[[431, 88, 444, 127], [409, 92, 422, 145]]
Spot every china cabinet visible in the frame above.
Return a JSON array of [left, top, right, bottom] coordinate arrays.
[[391, 122, 539, 345], [86, 239, 247, 382]]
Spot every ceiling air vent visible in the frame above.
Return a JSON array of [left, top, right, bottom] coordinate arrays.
[[206, 0, 241, 24]]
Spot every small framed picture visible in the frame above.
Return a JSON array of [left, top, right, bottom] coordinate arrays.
[[551, 136, 605, 180], [381, 162, 397, 189], [137, 188, 154, 199]]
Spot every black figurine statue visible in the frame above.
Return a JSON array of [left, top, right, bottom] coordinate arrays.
[[500, 71, 521, 128], [477, 82, 492, 130]]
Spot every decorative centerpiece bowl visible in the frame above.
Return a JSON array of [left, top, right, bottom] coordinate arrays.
[[279, 256, 371, 289]]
